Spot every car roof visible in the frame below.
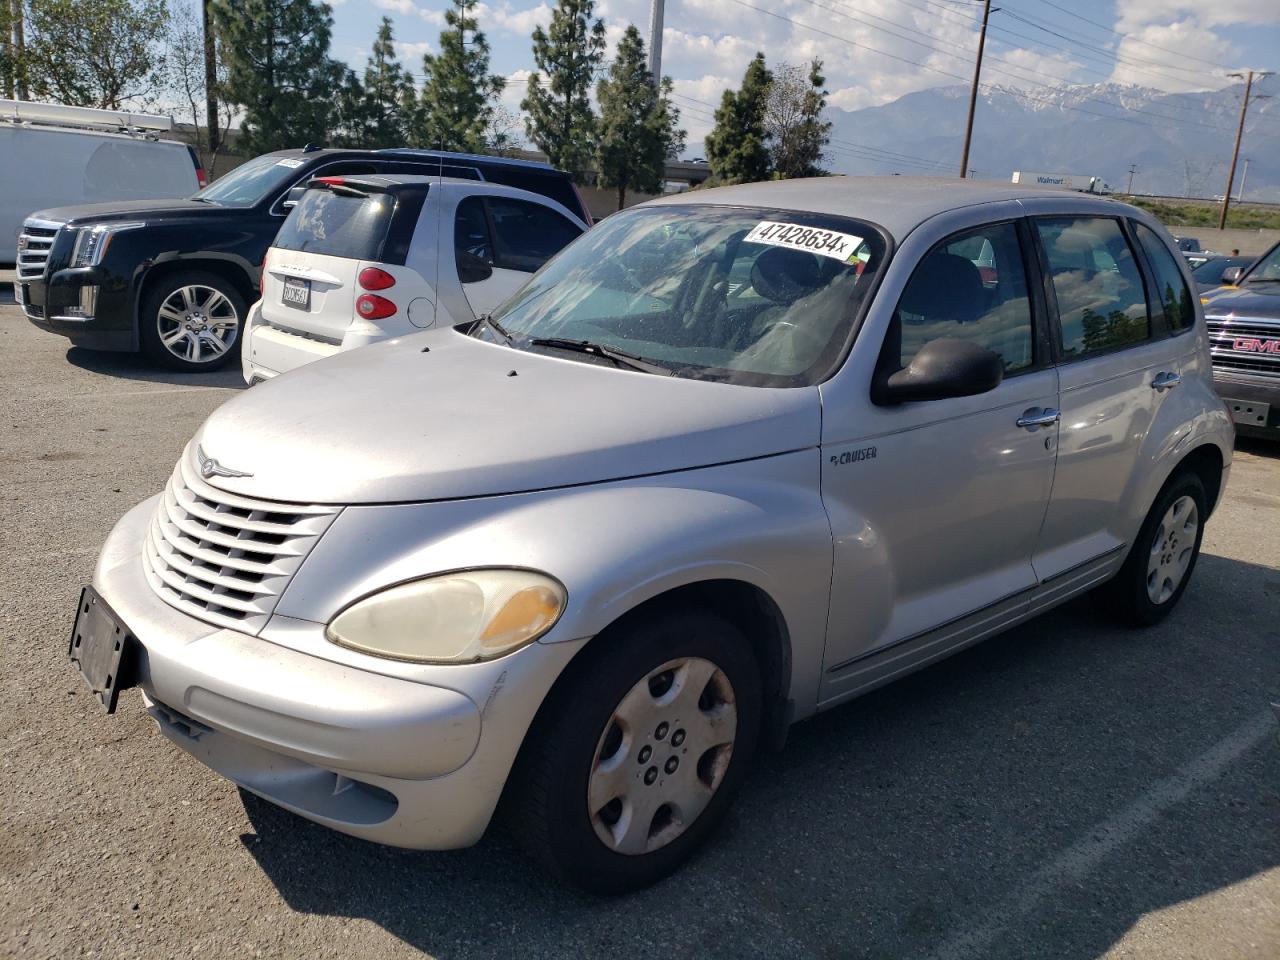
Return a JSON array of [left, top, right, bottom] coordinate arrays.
[[265, 147, 560, 173], [642, 176, 1132, 238]]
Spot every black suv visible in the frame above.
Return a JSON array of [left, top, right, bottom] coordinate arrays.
[[15, 148, 592, 371]]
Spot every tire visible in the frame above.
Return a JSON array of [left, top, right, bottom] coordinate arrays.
[[1105, 471, 1207, 627], [139, 270, 246, 372], [505, 606, 762, 894]]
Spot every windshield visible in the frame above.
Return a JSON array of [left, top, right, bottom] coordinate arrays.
[[488, 204, 887, 386], [1242, 243, 1280, 283], [192, 154, 304, 206]]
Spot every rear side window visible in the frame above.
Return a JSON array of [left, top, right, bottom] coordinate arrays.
[[894, 221, 1035, 374], [487, 197, 583, 272], [454, 196, 494, 280], [83, 141, 196, 200], [274, 189, 395, 260], [1135, 223, 1195, 333], [480, 167, 585, 221], [1036, 217, 1150, 357]]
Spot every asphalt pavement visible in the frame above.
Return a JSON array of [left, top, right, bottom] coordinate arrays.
[[1, 300, 1277, 960]]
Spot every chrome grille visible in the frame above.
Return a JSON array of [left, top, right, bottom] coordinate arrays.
[[144, 449, 340, 631], [17, 218, 62, 280], [1206, 316, 1280, 380]]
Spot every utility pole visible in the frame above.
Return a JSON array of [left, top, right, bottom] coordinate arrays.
[[1219, 70, 1272, 229], [202, 0, 220, 160], [1126, 163, 1137, 194], [646, 0, 664, 85], [959, 0, 993, 179], [1237, 158, 1249, 201], [11, 0, 27, 100]]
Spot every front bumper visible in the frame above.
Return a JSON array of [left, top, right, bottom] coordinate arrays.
[[20, 266, 134, 351], [1213, 370, 1280, 437], [92, 496, 586, 849]]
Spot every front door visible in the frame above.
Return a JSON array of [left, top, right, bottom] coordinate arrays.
[[819, 217, 1059, 704]]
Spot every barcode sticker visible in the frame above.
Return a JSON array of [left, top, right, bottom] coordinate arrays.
[[744, 221, 864, 263], [275, 158, 306, 168]]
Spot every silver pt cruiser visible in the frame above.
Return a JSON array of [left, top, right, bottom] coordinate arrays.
[[72, 178, 1233, 892]]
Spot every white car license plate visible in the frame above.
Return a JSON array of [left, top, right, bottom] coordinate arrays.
[[282, 277, 311, 310]]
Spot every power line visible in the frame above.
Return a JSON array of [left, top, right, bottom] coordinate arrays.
[[1026, 0, 1231, 70]]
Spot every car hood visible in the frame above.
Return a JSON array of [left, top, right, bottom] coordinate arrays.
[[1202, 284, 1280, 319], [194, 329, 821, 505], [29, 198, 226, 226]]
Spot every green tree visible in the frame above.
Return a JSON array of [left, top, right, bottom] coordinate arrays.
[[358, 16, 414, 148], [766, 59, 831, 179], [212, 0, 338, 154], [705, 52, 773, 185], [24, 0, 170, 108], [522, 0, 605, 177], [413, 0, 504, 152], [595, 26, 684, 210]]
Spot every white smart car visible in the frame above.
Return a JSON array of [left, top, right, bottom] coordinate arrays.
[[241, 174, 588, 383]]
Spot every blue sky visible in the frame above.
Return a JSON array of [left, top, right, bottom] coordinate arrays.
[[212, 0, 1280, 151]]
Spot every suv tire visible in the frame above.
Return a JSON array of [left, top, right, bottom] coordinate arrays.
[[506, 607, 762, 894], [140, 270, 246, 372], [1106, 471, 1207, 627]]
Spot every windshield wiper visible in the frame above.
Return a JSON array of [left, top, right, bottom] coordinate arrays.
[[526, 336, 673, 375], [474, 313, 515, 344]]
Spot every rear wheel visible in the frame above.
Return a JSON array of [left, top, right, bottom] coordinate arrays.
[[506, 607, 761, 893], [1106, 471, 1206, 627], [140, 270, 245, 371]]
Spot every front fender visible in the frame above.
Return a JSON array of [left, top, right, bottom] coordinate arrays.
[[276, 450, 833, 717]]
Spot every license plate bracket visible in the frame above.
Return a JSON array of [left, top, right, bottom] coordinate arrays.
[[68, 586, 138, 713], [1226, 398, 1269, 428], [282, 277, 311, 311]]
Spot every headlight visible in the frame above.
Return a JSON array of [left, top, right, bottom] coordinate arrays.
[[71, 222, 145, 267], [326, 569, 567, 664]]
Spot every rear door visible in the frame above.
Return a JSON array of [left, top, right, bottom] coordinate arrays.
[[260, 185, 396, 342], [452, 193, 585, 317], [1029, 214, 1179, 579]]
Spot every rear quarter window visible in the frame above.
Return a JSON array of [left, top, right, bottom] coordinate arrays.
[[274, 189, 395, 260]]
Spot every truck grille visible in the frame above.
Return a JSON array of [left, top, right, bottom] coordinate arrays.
[[1206, 316, 1280, 380], [17, 218, 62, 280], [143, 448, 340, 632]]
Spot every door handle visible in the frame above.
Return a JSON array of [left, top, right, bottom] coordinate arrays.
[[1152, 371, 1182, 391], [1016, 407, 1060, 430]]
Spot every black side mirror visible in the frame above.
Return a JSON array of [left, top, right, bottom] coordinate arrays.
[[1221, 266, 1244, 285], [873, 338, 1004, 405], [282, 186, 307, 210], [456, 250, 493, 284]]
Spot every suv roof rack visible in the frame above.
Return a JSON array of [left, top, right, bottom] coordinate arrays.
[[375, 148, 555, 171], [0, 99, 175, 139]]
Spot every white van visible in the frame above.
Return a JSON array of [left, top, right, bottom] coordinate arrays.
[[0, 100, 202, 263], [242, 174, 588, 383]]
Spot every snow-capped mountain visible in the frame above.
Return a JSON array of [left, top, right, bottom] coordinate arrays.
[[822, 82, 1280, 201]]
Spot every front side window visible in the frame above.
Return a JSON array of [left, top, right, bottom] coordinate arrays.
[[1135, 223, 1195, 333], [486, 197, 583, 272], [489, 204, 887, 386], [1036, 217, 1150, 357], [894, 221, 1035, 374]]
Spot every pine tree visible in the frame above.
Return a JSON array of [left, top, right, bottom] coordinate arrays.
[[413, 0, 504, 152], [361, 16, 414, 148], [212, 0, 338, 154], [522, 0, 605, 177], [596, 26, 684, 210], [705, 52, 773, 185], [767, 59, 831, 179]]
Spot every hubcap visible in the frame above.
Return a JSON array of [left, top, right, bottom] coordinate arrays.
[[588, 657, 737, 856], [157, 285, 238, 363], [1146, 495, 1198, 604]]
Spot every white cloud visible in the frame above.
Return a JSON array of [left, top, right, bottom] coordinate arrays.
[[395, 39, 433, 61], [373, 0, 417, 13]]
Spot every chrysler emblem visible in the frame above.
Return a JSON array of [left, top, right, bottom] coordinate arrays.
[[197, 445, 252, 480]]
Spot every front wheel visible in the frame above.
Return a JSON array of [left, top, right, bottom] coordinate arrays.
[[139, 271, 246, 371], [1106, 471, 1206, 627], [506, 607, 761, 893]]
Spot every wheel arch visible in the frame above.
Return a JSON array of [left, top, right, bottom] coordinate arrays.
[[1174, 442, 1225, 517], [135, 257, 257, 334]]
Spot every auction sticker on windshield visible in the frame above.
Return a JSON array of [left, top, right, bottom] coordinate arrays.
[[745, 221, 864, 263]]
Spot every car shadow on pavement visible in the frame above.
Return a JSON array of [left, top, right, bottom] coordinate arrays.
[[238, 552, 1280, 960], [64, 346, 246, 389], [1237, 437, 1279, 460]]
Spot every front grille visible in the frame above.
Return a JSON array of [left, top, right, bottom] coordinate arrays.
[[143, 449, 340, 632], [17, 218, 62, 280], [1206, 316, 1280, 380]]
